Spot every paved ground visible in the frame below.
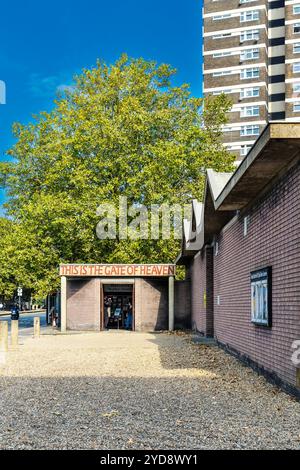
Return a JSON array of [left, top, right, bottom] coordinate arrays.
[[0, 330, 300, 450]]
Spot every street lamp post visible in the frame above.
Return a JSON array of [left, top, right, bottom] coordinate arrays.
[[17, 286, 22, 311]]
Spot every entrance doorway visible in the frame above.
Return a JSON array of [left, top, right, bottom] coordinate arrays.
[[102, 284, 134, 331]]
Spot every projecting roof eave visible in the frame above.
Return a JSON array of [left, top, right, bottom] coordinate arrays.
[[202, 169, 235, 245], [207, 169, 233, 201], [175, 250, 200, 266], [175, 201, 205, 264], [176, 123, 300, 264], [203, 180, 235, 245], [214, 122, 300, 212], [176, 234, 205, 265], [175, 238, 201, 266]]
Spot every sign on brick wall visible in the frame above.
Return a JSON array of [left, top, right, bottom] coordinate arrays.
[[250, 267, 272, 327]]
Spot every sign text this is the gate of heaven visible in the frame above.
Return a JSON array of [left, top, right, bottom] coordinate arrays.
[[59, 264, 176, 277]]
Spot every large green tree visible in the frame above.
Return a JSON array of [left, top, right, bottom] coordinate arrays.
[[0, 55, 234, 297]]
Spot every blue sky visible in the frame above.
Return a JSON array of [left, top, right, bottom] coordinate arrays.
[[0, 0, 203, 204]]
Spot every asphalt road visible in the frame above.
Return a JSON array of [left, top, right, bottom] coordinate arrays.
[[0, 311, 46, 337]]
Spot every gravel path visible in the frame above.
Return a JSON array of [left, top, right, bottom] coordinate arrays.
[[0, 330, 299, 450]]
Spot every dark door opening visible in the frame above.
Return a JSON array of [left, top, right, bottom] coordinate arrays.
[[102, 284, 134, 330]]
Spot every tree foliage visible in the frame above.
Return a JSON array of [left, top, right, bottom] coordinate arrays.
[[0, 55, 234, 297]]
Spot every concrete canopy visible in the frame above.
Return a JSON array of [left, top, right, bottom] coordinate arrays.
[[176, 122, 300, 263], [215, 123, 300, 211]]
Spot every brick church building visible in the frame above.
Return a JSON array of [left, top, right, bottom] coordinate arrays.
[[177, 122, 300, 397]]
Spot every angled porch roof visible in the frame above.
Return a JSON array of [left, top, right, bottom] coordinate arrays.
[[176, 122, 300, 265]]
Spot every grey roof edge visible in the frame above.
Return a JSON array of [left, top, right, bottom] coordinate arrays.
[[206, 169, 234, 208], [175, 200, 205, 263], [175, 122, 300, 264], [214, 122, 300, 210]]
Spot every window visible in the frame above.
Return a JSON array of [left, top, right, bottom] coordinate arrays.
[[294, 5, 300, 14], [294, 103, 300, 112], [294, 23, 300, 34], [240, 10, 259, 22], [241, 106, 259, 117], [213, 51, 232, 58], [213, 13, 232, 20], [240, 30, 259, 42], [240, 145, 252, 157], [240, 67, 260, 79], [251, 268, 272, 327], [240, 125, 260, 136], [240, 48, 259, 61], [294, 43, 300, 54], [293, 62, 300, 73], [293, 83, 300, 95], [240, 87, 260, 99]]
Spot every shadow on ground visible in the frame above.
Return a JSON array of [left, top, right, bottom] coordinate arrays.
[[0, 374, 299, 450]]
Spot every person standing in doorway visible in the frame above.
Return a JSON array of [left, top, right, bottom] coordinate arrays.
[[125, 301, 133, 330], [104, 297, 112, 329]]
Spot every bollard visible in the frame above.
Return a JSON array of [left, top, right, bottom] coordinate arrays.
[[0, 321, 8, 352], [34, 317, 40, 338], [11, 320, 19, 349]]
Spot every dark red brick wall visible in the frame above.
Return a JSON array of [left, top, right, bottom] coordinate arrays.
[[214, 161, 300, 388], [67, 278, 169, 332], [174, 280, 191, 329], [135, 278, 168, 331], [191, 251, 206, 333], [66, 277, 188, 332], [67, 279, 101, 331], [206, 247, 214, 337], [190, 247, 214, 336]]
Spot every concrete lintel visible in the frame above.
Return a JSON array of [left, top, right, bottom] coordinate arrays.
[[95, 278, 135, 284]]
